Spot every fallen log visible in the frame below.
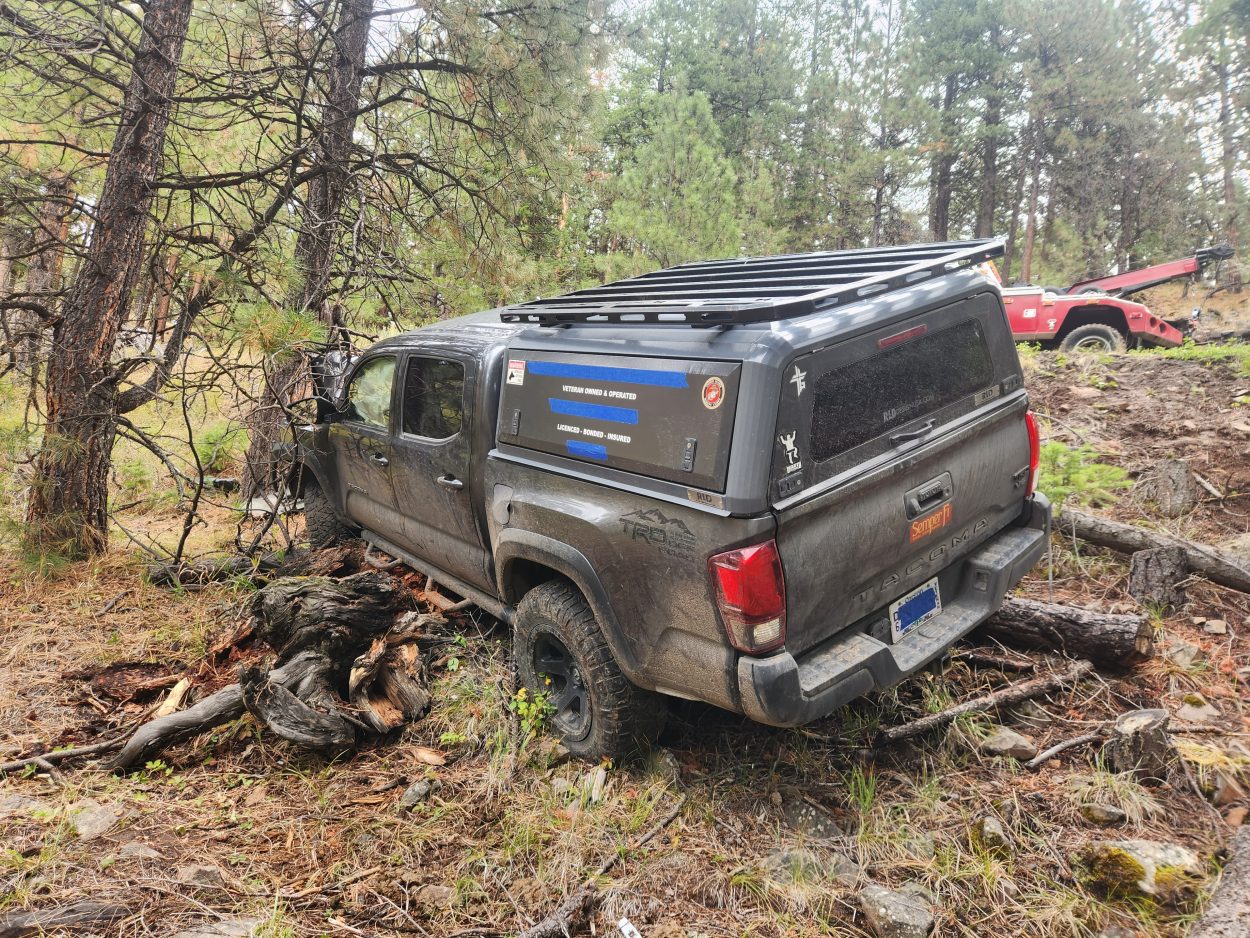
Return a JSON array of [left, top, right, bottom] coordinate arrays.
[[879, 659, 1094, 743], [110, 571, 428, 770], [980, 596, 1154, 669], [1063, 509, 1250, 594], [0, 901, 127, 938], [1189, 827, 1250, 938]]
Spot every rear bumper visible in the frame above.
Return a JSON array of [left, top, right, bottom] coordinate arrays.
[[736, 493, 1051, 727]]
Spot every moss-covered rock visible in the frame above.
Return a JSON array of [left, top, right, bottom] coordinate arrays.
[[1083, 839, 1204, 904]]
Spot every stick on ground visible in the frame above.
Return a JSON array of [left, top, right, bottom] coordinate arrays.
[[879, 660, 1095, 743], [1024, 731, 1105, 770]]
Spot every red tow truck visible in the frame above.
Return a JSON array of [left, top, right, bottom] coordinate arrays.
[[1000, 245, 1234, 353]]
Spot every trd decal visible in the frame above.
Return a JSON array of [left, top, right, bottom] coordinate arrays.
[[619, 508, 696, 560], [909, 502, 953, 543]]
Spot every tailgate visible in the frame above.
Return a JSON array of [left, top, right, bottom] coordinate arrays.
[[771, 290, 1031, 656]]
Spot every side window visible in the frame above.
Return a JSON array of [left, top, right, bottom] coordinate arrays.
[[343, 356, 395, 430], [402, 357, 464, 440]]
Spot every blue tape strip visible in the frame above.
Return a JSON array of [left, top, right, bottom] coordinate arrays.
[[548, 398, 639, 425], [565, 439, 608, 461], [527, 360, 688, 388]]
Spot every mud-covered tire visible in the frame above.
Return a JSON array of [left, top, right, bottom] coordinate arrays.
[[303, 479, 354, 548], [514, 581, 666, 762], [1059, 323, 1127, 354]]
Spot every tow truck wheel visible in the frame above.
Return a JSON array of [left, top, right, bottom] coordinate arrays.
[[514, 581, 666, 761], [1060, 323, 1126, 354], [303, 479, 355, 548]]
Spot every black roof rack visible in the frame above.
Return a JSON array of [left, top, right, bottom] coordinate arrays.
[[499, 239, 1004, 326]]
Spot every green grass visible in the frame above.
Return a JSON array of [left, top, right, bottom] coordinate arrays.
[[1135, 339, 1250, 377]]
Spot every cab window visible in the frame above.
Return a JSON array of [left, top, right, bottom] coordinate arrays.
[[402, 357, 464, 440], [343, 356, 395, 430]]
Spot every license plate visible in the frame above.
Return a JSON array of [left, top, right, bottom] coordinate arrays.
[[890, 577, 942, 643]]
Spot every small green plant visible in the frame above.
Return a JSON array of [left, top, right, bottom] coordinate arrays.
[[843, 763, 877, 816], [194, 422, 247, 474], [509, 686, 554, 738], [1037, 440, 1131, 512], [439, 730, 470, 746]]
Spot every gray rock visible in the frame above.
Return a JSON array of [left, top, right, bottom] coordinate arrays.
[[763, 847, 860, 885], [550, 777, 575, 798], [1102, 709, 1175, 780], [117, 841, 163, 860], [413, 884, 454, 907], [67, 799, 119, 841], [1203, 619, 1229, 635], [0, 794, 49, 817], [971, 816, 1012, 855], [176, 865, 227, 889], [1083, 839, 1204, 903], [582, 766, 608, 804], [399, 779, 433, 809], [782, 796, 844, 840], [1164, 638, 1202, 668], [170, 921, 260, 938], [1176, 693, 1221, 724], [1079, 803, 1127, 826], [858, 883, 935, 938], [979, 727, 1038, 760]]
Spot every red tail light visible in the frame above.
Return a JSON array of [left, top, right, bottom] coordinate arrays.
[[1024, 410, 1041, 498], [709, 539, 787, 654]]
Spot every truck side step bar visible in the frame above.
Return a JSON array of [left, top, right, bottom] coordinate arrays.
[[362, 531, 516, 625]]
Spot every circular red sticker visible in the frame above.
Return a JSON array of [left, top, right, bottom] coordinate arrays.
[[702, 376, 725, 410]]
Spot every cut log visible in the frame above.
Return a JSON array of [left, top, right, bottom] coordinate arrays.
[[1128, 547, 1187, 611], [111, 570, 426, 770], [1188, 827, 1250, 938], [1063, 509, 1250, 594], [980, 597, 1154, 669], [879, 660, 1094, 743]]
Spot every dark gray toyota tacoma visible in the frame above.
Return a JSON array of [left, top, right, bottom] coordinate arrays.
[[290, 240, 1051, 759]]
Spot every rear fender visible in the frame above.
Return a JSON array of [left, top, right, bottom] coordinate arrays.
[[494, 528, 646, 685], [1053, 304, 1130, 342]]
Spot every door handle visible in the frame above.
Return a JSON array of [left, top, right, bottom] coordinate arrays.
[[437, 475, 464, 490], [370, 452, 389, 467], [889, 419, 936, 446]]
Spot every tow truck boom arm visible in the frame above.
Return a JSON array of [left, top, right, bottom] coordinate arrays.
[[1067, 245, 1234, 298]]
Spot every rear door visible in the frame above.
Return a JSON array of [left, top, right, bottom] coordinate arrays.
[[387, 352, 491, 591], [771, 290, 1031, 656], [330, 354, 402, 540]]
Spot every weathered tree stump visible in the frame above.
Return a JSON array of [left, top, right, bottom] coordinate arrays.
[[1102, 709, 1175, 781], [1141, 458, 1199, 518], [1128, 547, 1188, 611], [110, 571, 431, 770], [979, 597, 1154, 669]]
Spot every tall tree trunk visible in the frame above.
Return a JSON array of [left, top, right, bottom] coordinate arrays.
[[1216, 52, 1241, 292], [928, 75, 957, 241], [15, 174, 72, 369], [243, 0, 376, 499], [975, 23, 1002, 240], [24, 0, 193, 557], [1002, 130, 1030, 282], [1020, 124, 1043, 285]]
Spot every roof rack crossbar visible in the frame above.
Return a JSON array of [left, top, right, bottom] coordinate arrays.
[[499, 239, 1004, 326]]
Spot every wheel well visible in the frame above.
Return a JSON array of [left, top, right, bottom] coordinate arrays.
[[1053, 306, 1129, 341], [286, 461, 314, 498], [501, 558, 574, 606]]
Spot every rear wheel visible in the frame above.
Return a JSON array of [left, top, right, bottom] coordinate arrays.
[[1059, 323, 1126, 354], [514, 581, 666, 761], [303, 479, 354, 548]]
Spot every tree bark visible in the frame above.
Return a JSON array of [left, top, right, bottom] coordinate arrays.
[[24, 0, 194, 557], [1189, 827, 1250, 938], [1127, 548, 1188, 611], [1020, 122, 1043, 284], [243, 0, 376, 499], [928, 75, 957, 241], [980, 596, 1154, 669], [1063, 509, 1250, 594]]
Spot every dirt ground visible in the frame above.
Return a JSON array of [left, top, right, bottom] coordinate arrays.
[[2, 344, 1249, 938]]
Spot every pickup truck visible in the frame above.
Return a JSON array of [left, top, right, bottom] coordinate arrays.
[[290, 239, 1052, 760]]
